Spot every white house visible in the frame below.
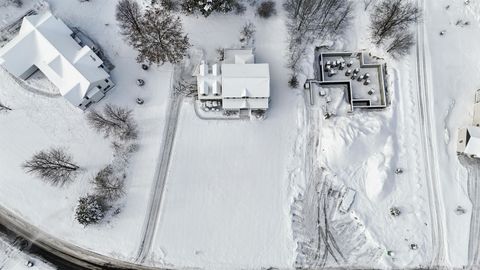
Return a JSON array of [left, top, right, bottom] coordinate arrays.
[[0, 12, 114, 110], [196, 48, 270, 114]]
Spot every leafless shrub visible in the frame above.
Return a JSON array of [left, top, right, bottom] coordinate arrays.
[[174, 80, 197, 97], [386, 31, 415, 58], [216, 47, 225, 61], [240, 21, 256, 46], [23, 148, 79, 186], [87, 104, 138, 141], [92, 165, 126, 201]]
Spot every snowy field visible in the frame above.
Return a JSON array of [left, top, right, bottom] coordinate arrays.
[[0, 0, 479, 269], [148, 8, 303, 269]]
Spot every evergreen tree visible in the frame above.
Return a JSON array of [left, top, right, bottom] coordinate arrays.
[[116, 2, 190, 65], [75, 195, 106, 226], [137, 8, 190, 65]]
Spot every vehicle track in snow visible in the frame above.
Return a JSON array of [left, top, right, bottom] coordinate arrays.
[[461, 155, 480, 268], [135, 71, 180, 264], [415, 0, 448, 266]]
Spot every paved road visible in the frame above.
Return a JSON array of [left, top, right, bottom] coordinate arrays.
[[415, 0, 448, 266], [0, 206, 164, 270], [135, 80, 183, 263]]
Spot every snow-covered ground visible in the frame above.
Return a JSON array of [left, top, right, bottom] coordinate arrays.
[[0, 0, 172, 261], [424, 0, 480, 266], [147, 8, 303, 269], [0, 0, 479, 269], [0, 237, 54, 270]]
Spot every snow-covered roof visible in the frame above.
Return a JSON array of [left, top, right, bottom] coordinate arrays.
[[224, 48, 255, 64], [0, 12, 110, 107], [464, 126, 480, 157], [221, 64, 270, 98]]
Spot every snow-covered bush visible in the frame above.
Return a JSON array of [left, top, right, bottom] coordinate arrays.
[[75, 195, 106, 226], [181, 0, 238, 17], [257, 1, 276, 18], [23, 148, 79, 186]]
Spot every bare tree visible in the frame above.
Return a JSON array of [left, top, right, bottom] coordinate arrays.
[[92, 165, 125, 201], [87, 104, 138, 141], [284, 0, 354, 72], [370, 0, 421, 45], [386, 31, 415, 58], [0, 100, 12, 112], [23, 148, 79, 186], [116, 0, 144, 36]]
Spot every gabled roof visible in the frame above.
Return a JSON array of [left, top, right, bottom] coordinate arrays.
[[0, 12, 110, 106], [221, 64, 270, 98]]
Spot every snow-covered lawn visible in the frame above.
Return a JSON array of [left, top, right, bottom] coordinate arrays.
[[0, 0, 172, 260], [424, 0, 480, 266], [147, 8, 303, 269]]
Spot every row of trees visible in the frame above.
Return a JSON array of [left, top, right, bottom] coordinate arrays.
[[22, 104, 138, 226], [116, 0, 190, 65]]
